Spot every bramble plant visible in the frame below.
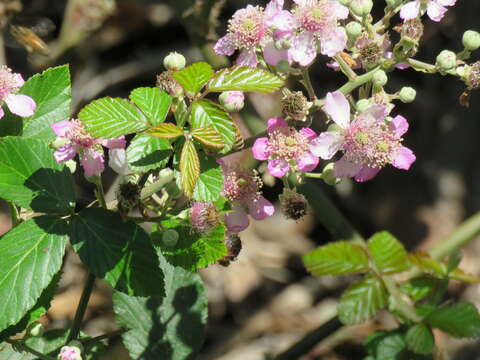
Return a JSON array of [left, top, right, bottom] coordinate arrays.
[[1, 0, 480, 359]]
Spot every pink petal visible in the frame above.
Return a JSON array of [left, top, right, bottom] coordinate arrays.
[[395, 63, 410, 70], [252, 137, 270, 161], [400, 1, 421, 21], [236, 49, 258, 67], [51, 120, 73, 138], [290, 32, 317, 67], [334, 3, 349, 19], [225, 207, 250, 233], [325, 91, 350, 129], [214, 35, 235, 56], [390, 115, 409, 138], [358, 104, 389, 125], [0, 107, 4, 119], [392, 146, 416, 170], [300, 127, 317, 140], [268, 158, 290, 178], [54, 144, 77, 163], [109, 148, 130, 175], [320, 27, 347, 57], [296, 151, 319, 172], [4, 94, 36, 117], [334, 156, 362, 178], [354, 166, 380, 182], [80, 149, 105, 177], [427, 1, 447, 21], [248, 195, 275, 220], [12, 73, 25, 88], [309, 132, 344, 159], [265, 0, 284, 15], [102, 136, 126, 149], [263, 41, 290, 66], [267, 117, 288, 133], [437, 0, 455, 6], [266, 9, 294, 31]]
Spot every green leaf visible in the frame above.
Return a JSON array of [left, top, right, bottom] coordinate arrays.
[[173, 98, 189, 127], [191, 126, 225, 150], [367, 231, 409, 274], [113, 255, 208, 360], [303, 241, 369, 276], [79, 97, 148, 138], [0, 329, 69, 359], [130, 87, 172, 125], [400, 276, 436, 302], [21, 65, 71, 141], [193, 167, 224, 202], [365, 330, 407, 360], [126, 134, 172, 172], [71, 208, 164, 297], [172, 62, 214, 95], [180, 139, 200, 199], [409, 253, 446, 277], [148, 123, 184, 139], [426, 302, 480, 338], [190, 99, 236, 153], [406, 324, 434, 355], [207, 66, 284, 93], [0, 217, 69, 333], [0, 137, 75, 214], [154, 221, 227, 271], [338, 276, 388, 324]]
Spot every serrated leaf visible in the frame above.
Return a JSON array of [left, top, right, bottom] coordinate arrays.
[[130, 87, 172, 125], [0, 329, 70, 359], [409, 253, 446, 277], [180, 139, 200, 198], [113, 255, 208, 360], [193, 167, 224, 202], [148, 122, 184, 139], [367, 231, 409, 274], [173, 98, 189, 127], [406, 324, 434, 355], [79, 97, 148, 138], [400, 276, 436, 302], [0, 217, 68, 333], [191, 126, 225, 149], [338, 276, 388, 324], [207, 66, 284, 93], [126, 134, 172, 172], [154, 221, 227, 271], [190, 99, 236, 153], [0, 137, 75, 214], [303, 241, 369, 276], [71, 208, 164, 297], [172, 62, 214, 95], [365, 330, 406, 360], [426, 302, 480, 338]]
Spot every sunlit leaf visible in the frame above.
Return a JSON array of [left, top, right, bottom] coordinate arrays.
[[180, 139, 200, 198], [172, 62, 214, 95], [207, 66, 284, 93]]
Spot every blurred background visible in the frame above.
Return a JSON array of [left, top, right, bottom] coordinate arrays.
[[1, 0, 480, 359]]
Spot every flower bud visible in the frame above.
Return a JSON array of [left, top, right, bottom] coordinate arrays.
[[26, 322, 44, 337], [350, 0, 373, 17], [279, 188, 308, 221], [398, 87, 416, 103], [190, 202, 219, 234], [463, 30, 480, 51], [346, 21, 362, 41], [372, 70, 388, 87], [162, 229, 179, 247], [436, 50, 456, 71], [338, 0, 351, 5], [58, 343, 82, 360], [321, 163, 341, 186], [356, 99, 371, 113], [219, 91, 245, 112], [281, 89, 311, 121], [163, 52, 186, 71]]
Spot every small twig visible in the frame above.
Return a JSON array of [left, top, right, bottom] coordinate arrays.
[[80, 329, 128, 346]]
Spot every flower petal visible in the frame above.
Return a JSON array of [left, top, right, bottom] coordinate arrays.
[[4, 94, 36, 117], [400, 1, 421, 21], [268, 158, 290, 178], [296, 151, 319, 172], [392, 146, 416, 170], [427, 1, 447, 21], [354, 166, 380, 182], [358, 104, 389, 125], [109, 148, 130, 175], [236, 49, 258, 67], [309, 131, 344, 159], [252, 137, 270, 160], [102, 136, 126, 149], [300, 127, 317, 140], [51, 120, 73, 138], [248, 195, 275, 220], [267, 117, 288, 133], [320, 27, 347, 57], [390, 115, 409, 138], [54, 144, 77, 163], [0, 106, 4, 119], [214, 35, 235, 56], [437, 0, 456, 6], [290, 32, 317, 67], [325, 91, 350, 129], [334, 2, 349, 19], [80, 149, 105, 177], [225, 207, 250, 233], [263, 41, 290, 66], [334, 156, 362, 178]]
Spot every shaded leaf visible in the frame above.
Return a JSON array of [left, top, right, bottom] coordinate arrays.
[[303, 241, 369, 276], [426, 302, 480, 338], [126, 134, 172, 172], [367, 231, 409, 274], [130, 87, 172, 125], [364, 330, 431, 360], [0, 329, 69, 359], [207, 66, 284, 93], [180, 139, 200, 198], [400, 276, 436, 302], [406, 324, 434, 355], [191, 126, 225, 149], [148, 123, 184, 139]]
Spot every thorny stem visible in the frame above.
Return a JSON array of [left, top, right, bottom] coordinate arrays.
[[5, 339, 56, 360], [301, 67, 317, 101], [382, 276, 421, 322], [66, 273, 96, 343], [334, 54, 358, 82]]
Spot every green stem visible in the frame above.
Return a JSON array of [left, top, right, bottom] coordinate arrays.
[[7, 201, 20, 227], [301, 67, 317, 101], [382, 276, 421, 323], [406, 58, 437, 74], [334, 55, 358, 81], [66, 272, 96, 343], [140, 170, 175, 201], [94, 178, 107, 208], [6, 339, 56, 360], [80, 329, 127, 346], [336, 67, 380, 96], [303, 172, 323, 179]]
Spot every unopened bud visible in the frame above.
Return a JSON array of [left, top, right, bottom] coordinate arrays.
[[346, 21, 362, 41], [372, 70, 388, 87], [436, 50, 456, 71], [398, 87, 416, 103], [322, 163, 341, 186], [219, 91, 245, 112], [356, 99, 371, 113], [163, 52, 186, 71], [350, 0, 373, 17], [279, 188, 308, 221], [281, 89, 311, 121], [26, 322, 44, 337], [190, 202, 219, 234], [338, 0, 351, 5], [463, 30, 480, 51], [162, 229, 179, 247]]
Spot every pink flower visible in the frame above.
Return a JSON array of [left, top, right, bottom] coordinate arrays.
[[51, 120, 126, 177], [190, 202, 219, 234], [58, 345, 82, 360], [312, 91, 415, 182], [252, 117, 320, 178], [219, 160, 274, 232], [400, 0, 456, 22], [0, 66, 36, 119]]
